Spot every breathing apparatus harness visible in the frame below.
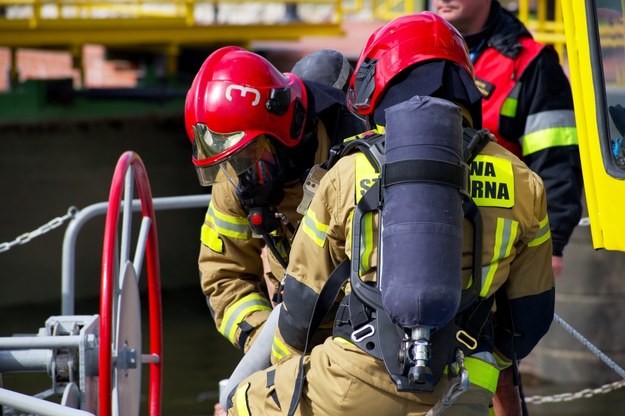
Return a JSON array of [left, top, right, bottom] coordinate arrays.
[[338, 126, 491, 390], [285, 124, 494, 416]]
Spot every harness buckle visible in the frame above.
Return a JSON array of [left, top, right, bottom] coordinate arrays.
[[456, 329, 478, 350], [351, 324, 375, 343]]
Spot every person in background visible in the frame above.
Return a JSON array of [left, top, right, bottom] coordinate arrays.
[[434, 0, 583, 279], [226, 12, 555, 416]]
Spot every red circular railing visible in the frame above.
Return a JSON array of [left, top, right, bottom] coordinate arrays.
[[99, 151, 162, 416]]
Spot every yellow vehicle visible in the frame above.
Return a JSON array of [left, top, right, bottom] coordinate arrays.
[[562, 0, 625, 251]]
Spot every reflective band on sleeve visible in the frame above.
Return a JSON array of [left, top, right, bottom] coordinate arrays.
[[525, 110, 577, 135], [205, 203, 250, 240], [234, 382, 251, 416], [521, 127, 578, 156], [501, 97, 518, 118], [480, 218, 518, 297], [301, 208, 329, 247], [200, 224, 224, 253], [464, 356, 500, 393], [528, 214, 551, 247], [271, 335, 291, 361], [521, 109, 578, 156], [219, 294, 272, 345], [469, 155, 515, 208], [500, 82, 522, 118]]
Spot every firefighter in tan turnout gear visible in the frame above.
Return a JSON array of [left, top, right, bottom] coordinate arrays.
[[228, 12, 555, 416], [184, 46, 364, 353]]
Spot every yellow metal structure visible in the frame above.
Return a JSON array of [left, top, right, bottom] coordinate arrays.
[[518, 0, 566, 58], [0, 0, 348, 82], [0, 0, 346, 46], [562, 0, 625, 251]]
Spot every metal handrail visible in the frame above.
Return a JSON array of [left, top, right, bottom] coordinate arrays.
[[0, 388, 93, 416], [61, 193, 211, 315]]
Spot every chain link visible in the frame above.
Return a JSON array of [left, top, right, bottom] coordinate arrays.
[[525, 379, 625, 404], [0, 206, 79, 253]]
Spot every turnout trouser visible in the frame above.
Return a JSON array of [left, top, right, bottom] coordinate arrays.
[[229, 337, 497, 416]]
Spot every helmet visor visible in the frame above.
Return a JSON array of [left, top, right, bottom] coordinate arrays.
[[192, 123, 247, 162], [194, 134, 281, 187]]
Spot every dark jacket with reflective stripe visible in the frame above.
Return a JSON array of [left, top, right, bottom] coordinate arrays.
[[469, 1, 583, 255]]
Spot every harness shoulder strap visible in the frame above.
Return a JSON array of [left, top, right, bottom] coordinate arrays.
[[287, 259, 351, 416], [297, 132, 385, 215]]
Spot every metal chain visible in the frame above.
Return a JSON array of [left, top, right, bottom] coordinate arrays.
[[524, 312, 625, 404], [0, 206, 79, 253], [525, 379, 625, 404]]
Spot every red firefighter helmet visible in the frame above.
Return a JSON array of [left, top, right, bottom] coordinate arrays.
[[348, 11, 473, 116], [185, 46, 308, 185]]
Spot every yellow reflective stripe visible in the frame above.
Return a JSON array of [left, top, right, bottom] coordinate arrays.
[[464, 356, 500, 393], [501, 82, 521, 118], [525, 110, 576, 135], [200, 224, 224, 253], [234, 382, 251, 416], [501, 97, 518, 117], [219, 294, 272, 345], [480, 218, 518, 297], [271, 335, 291, 361], [521, 127, 579, 156], [359, 212, 374, 275], [301, 208, 328, 247], [205, 203, 250, 240], [528, 214, 551, 247]]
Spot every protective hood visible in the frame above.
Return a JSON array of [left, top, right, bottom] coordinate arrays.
[[373, 61, 482, 128]]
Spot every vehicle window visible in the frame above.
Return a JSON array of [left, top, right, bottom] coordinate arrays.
[[595, 0, 625, 172]]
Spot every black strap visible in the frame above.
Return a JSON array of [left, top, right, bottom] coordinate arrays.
[[382, 159, 467, 190], [287, 259, 351, 416], [463, 127, 492, 163], [237, 321, 255, 351], [321, 133, 385, 172]]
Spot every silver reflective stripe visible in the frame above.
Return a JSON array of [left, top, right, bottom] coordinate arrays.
[[524, 110, 576, 135]]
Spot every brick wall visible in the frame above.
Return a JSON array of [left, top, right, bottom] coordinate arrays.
[[0, 45, 138, 91]]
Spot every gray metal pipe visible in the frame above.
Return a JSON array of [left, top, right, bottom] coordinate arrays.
[[0, 336, 81, 350], [0, 350, 50, 372], [61, 193, 211, 315], [0, 388, 94, 416]]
